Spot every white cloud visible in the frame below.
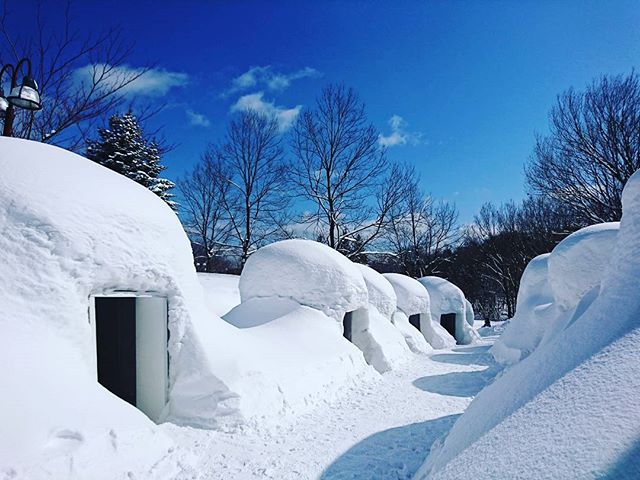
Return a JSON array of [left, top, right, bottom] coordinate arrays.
[[378, 114, 424, 148], [231, 92, 301, 131], [74, 64, 189, 97], [186, 109, 211, 127], [224, 65, 320, 96]]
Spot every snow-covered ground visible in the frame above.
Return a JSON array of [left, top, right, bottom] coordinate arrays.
[[158, 323, 500, 480]]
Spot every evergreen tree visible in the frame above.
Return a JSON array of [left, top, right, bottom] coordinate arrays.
[[86, 111, 175, 208]]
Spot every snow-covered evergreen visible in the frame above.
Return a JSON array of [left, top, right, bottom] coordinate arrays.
[[86, 111, 176, 208]]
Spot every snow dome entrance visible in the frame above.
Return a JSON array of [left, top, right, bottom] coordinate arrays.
[[342, 309, 368, 343], [89, 294, 168, 423], [409, 314, 421, 330], [440, 313, 456, 340]]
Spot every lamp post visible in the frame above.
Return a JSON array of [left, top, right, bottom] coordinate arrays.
[[0, 58, 42, 137]]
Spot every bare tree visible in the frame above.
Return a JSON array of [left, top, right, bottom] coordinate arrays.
[[218, 110, 290, 266], [526, 72, 640, 224], [290, 84, 410, 257], [386, 179, 459, 277], [0, 0, 151, 150], [178, 149, 232, 272]]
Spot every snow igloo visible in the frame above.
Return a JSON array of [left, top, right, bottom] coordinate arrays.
[[0, 140, 374, 477], [383, 273, 455, 351], [492, 222, 619, 364], [418, 276, 476, 345]]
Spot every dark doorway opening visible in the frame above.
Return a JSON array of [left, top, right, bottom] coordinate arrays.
[[409, 314, 421, 331], [95, 297, 137, 406], [440, 313, 456, 339], [343, 311, 353, 341]]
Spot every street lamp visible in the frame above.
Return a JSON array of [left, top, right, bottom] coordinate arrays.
[[0, 58, 42, 137]]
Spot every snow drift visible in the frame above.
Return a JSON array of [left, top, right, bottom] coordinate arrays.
[[418, 276, 476, 345], [416, 171, 640, 479], [198, 272, 241, 317]]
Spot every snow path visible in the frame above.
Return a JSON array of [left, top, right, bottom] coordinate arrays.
[[162, 330, 501, 480]]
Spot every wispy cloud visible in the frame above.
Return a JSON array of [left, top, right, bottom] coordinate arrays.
[[186, 109, 211, 127], [231, 92, 301, 131], [223, 65, 320, 96], [74, 64, 189, 97], [378, 114, 424, 148]]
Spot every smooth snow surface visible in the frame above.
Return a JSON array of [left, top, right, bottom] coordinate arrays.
[[239, 239, 368, 323], [418, 276, 476, 345], [417, 171, 640, 479], [198, 273, 241, 317], [464, 300, 474, 327], [161, 333, 500, 480]]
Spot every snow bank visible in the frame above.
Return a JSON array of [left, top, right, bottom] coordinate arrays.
[[383, 274, 454, 351], [239, 239, 368, 323], [490, 253, 554, 364], [0, 139, 373, 478], [353, 264, 412, 372], [492, 222, 619, 365], [418, 276, 476, 345], [198, 272, 240, 317], [416, 170, 640, 479]]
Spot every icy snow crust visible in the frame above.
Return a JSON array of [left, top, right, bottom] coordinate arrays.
[[416, 171, 640, 479], [239, 239, 369, 322], [0, 139, 373, 478], [418, 276, 476, 345]]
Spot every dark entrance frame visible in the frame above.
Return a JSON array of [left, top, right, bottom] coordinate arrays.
[[440, 313, 456, 339]]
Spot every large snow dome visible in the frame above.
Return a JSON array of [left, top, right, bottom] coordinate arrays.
[[418, 276, 476, 345], [416, 171, 640, 480], [0, 140, 374, 478], [239, 239, 368, 322]]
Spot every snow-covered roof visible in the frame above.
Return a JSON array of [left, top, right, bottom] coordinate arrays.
[[416, 169, 640, 479], [382, 273, 430, 316], [239, 239, 368, 321], [355, 263, 397, 319]]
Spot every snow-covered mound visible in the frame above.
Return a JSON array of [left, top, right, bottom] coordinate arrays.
[[0, 139, 373, 478], [464, 300, 475, 327], [198, 272, 240, 317], [418, 276, 476, 345], [492, 222, 619, 365], [354, 264, 412, 372], [239, 239, 368, 322], [383, 274, 454, 351], [416, 171, 640, 479]]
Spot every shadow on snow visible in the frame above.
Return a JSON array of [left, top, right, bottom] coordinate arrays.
[[320, 415, 460, 480]]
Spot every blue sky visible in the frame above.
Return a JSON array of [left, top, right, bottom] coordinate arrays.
[[18, 1, 640, 220]]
